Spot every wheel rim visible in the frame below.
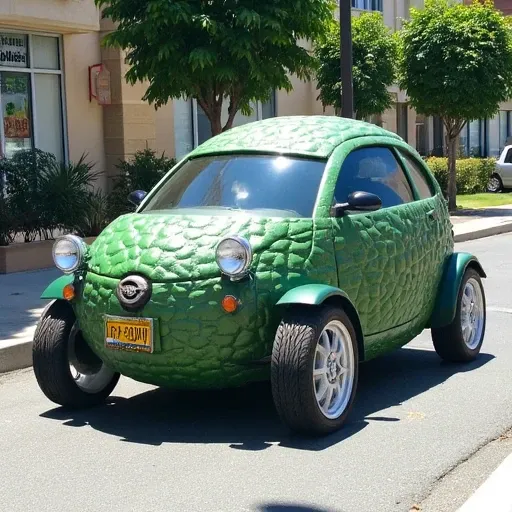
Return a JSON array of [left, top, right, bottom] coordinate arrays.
[[68, 324, 115, 394], [313, 320, 355, 420], [460, 278, 485, 350], [488, 176, 501, 192]]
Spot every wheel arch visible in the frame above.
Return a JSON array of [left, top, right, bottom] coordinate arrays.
[[277, 284, 365, 362], [40, 274, 75, 300], [429, 252, 486, 329]]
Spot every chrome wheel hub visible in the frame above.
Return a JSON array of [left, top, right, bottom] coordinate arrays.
[[461, 278, 484, 350], [68, 322, 115, 394], [313, 320, 355, 420]]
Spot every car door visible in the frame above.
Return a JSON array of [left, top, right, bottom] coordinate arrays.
[[499, 147, 512, 187], [331, 145, 438, 337], [395, 148, 452, 313]]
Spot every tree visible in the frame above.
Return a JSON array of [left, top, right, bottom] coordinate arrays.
[[398, 0, 512, 211], [314, 12, 398, 120], [95, 0, 334, 136]]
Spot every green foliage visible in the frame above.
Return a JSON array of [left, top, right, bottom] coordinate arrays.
[[398, 0, 512, 122], [38, 155, 102, 236], [398, 0, 512, 210], [0, 149, 57, 242], [78, 189, 111, 238], [425, 157, 496, 195], [315, 12, 397, 119], [108, 149, 176, 219], [0, 150, 100, 243], [0, 194, 14, 246], [95, 0, 335, 134]]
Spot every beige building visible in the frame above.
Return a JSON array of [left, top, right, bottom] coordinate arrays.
[[1, 0, 511, 192]]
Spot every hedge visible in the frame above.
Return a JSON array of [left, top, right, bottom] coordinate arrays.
[[424, 157, 496, 195]]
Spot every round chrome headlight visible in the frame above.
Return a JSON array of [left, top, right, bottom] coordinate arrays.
[[216, 235, 252, 279], [52, 235, 87, 274]]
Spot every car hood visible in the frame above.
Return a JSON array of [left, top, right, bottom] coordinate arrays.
[[86, 211, 313, 282]]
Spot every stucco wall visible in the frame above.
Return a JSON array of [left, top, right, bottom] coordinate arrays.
[[0, 0, 99, 34], [63, 32, 106, 190]]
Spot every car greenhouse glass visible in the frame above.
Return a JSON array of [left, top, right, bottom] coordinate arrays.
[[141, 155, 326, 218]]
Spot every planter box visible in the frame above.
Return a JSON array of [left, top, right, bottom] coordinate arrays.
[[0, 237, 96, 274]]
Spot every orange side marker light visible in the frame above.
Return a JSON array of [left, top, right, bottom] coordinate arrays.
[[221, 295, 239, 313], [63, 284, 75, 301]]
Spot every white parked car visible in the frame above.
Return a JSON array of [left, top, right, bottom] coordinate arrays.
[[488, 145, 512, 192]]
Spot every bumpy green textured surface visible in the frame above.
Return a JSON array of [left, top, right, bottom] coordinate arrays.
[[67, 116, 455, 388], [188, 116, 401, 159]]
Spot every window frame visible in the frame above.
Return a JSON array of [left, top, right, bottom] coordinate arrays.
[[190, 91, 276, 149], [392, 147, 438, 200], [0, 29, 67, 163], [331, 144, 418, 214]]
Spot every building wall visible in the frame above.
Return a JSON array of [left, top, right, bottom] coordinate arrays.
[[63, 32, 106, 189], [0, 0, 100, 33]]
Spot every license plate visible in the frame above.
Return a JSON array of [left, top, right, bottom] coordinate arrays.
[[105, 315, 154, 353]]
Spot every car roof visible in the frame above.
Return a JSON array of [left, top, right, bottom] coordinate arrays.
[[188, 115, 403, 160]]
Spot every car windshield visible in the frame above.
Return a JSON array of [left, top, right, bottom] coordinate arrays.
[[140, 155, 326, 218]]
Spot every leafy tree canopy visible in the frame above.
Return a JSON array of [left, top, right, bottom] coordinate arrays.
[[314, 12, 398, 119], [398, 0, 512, 125], [95, 0, 335, 135], [398, 0, 512, 210]]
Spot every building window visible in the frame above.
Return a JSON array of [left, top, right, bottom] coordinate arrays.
[[0, 32, 65, 162], [352, 0, 383, 11], [499, 110, 512, 152], [459, 120, 483, 157], [396, 103, 408, 142], [416, 114, 427, 156], [173, 93, 276, 160]]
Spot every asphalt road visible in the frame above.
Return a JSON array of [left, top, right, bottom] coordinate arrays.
[[1, 235, 512, 512]]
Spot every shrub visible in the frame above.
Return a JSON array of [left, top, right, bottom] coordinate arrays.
[[38, 154, 102, 237], [0, 149, 56, 242], [0, 149, 102, 243], [77, 189, 111, 237], [0, 194, 15, 246], [424, 157, 496, 195], [108, 149, 176, 220]]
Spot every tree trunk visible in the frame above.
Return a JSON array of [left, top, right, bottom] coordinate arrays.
[[210, 112, 222, 136], [447, 134, 458, 212]]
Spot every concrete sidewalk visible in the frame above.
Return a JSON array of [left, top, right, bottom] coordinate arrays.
[[0, 268, 59, 373], [452, 204, 512, 242]]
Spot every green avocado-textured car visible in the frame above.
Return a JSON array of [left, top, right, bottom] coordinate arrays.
[[33, 116, 487, 435]]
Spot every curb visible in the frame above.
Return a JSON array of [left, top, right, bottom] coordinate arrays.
[[453, 221, 512, 243], [0, 339, 33, 374], [458, 453, 512, 511]]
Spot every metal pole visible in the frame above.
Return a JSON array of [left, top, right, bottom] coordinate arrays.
[[340, 0, 354, 118]]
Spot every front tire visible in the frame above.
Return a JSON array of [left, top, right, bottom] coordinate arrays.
[[432, 268, 486, 362], [271, 305, 359, 436], [33, 301, 120, 408]]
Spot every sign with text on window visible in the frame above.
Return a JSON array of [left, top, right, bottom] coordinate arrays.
[[0, 34, 28, 68]]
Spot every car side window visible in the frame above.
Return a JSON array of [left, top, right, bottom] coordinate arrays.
[[333, 147, 414, 209], [399, 150, 435, 199], [505, 149, 512, 164]]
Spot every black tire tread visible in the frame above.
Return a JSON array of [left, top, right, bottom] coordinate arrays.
[[432, 268, 486, 363], [271, 305, 358, 435], [32, 301, 119, 408]]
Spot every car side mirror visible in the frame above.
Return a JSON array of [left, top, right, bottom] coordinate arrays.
[[330, 191, 382, 217], [128, 190, 147, 207]]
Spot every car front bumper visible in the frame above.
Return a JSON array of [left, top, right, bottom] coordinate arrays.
[[73, 271, 275, 388]]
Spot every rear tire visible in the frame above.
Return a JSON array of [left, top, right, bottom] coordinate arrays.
[[33, 300, 120, 408], [271, 305, 359, 436], [431, 268, 486, 362]]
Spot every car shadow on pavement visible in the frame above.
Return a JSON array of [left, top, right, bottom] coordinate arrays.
[[257, 505, 336, 512], [40, 347, 494, 451]]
